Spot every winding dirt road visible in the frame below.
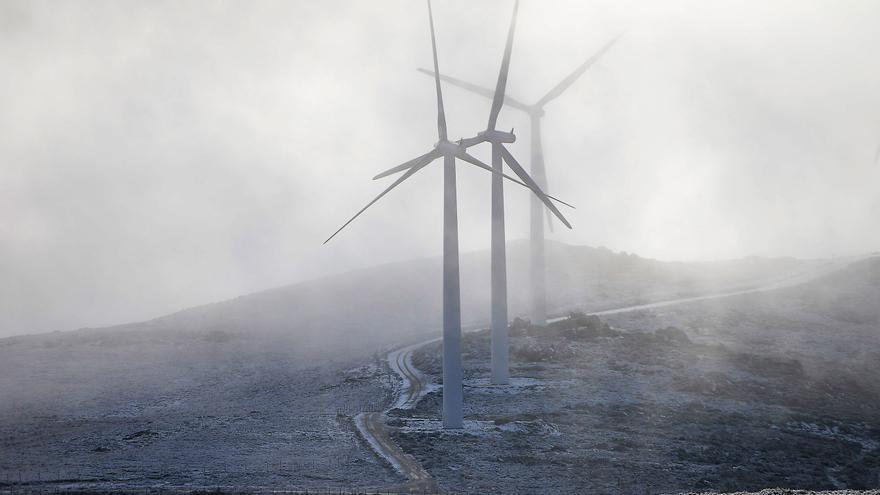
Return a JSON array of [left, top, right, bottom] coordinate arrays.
[[355, 256, 868, 491], [355, 340, 441, 491]]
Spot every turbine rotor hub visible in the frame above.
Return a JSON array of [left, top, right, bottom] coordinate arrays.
[[434, 140, 462, 156]]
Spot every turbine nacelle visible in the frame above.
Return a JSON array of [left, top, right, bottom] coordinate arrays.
[[454, 129, 515, 149], [478, 129, 516, 144]]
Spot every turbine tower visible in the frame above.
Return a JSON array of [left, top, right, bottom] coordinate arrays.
[[485, 0, 522, 387], [324, 0, 570, 428], [421, 35, 620, 327], [454, 0, 575, 385]]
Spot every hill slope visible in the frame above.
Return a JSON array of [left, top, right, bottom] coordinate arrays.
[[396, 256, 880, 493], [0, 243, 862, 491], [5, 241, 814, 354]]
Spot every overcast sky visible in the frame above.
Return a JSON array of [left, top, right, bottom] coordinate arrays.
[[1, 0, 879, 337]]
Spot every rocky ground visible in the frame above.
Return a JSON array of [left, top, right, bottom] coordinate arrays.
[[392, 258, 880, 494]]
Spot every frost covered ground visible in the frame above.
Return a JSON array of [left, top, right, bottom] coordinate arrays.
[[0, 332, 400, 491], [393, 258, 880, 494], [0, 247, 875, 493]]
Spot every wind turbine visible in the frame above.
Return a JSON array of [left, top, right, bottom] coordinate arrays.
[[420, 34, 621, 327], [324, 0, 570, 428], [445, 0, 574, 385]]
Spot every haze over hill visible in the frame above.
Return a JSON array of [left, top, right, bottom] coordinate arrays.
[[4, 241, 820, 350], [0, 241, 830, 429]]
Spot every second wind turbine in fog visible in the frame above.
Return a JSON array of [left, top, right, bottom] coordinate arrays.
[[324, 0, 571, 428], [451, 0, 573, 385]]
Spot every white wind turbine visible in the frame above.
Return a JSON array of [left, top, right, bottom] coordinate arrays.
[[324, 0, 571, 427]]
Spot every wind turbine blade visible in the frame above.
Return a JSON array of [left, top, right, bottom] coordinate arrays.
[[535, 33, 622, 108], [455, 151, 529, 190], [500, 146, 572, 229], [487, 0, 519, 130], [417, 69, 533, 113], [324, 156, 437, 244], [456, 150, 574, 210], [427, 0, 447, 141], [373, 150, 440, 180]]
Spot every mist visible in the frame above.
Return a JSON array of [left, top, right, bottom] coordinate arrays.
[[2, 0, 878, 337]]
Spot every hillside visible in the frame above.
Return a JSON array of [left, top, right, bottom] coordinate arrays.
[[397, 257, 880, 493], [0, 242, 840, 491], [3, 241, 815, 354]]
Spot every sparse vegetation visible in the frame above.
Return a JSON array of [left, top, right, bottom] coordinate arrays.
[[397, 281, 880, 494]]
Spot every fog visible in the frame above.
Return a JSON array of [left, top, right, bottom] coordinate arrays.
[[1, 0, 879, 337]]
